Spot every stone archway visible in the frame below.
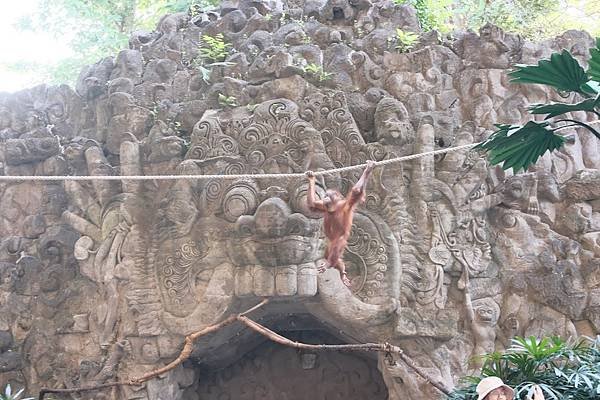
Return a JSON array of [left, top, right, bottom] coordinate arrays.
[[193, 330, 388, 400]]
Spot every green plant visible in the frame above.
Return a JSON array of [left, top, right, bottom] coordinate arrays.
[[454, 0, 561, 39], [476, 39, 600, 172], [0, 385, 33, 400], [449, 336, 600, 400], [199, 34, 232, 63], [393, 0, 453, 32], [218, 93, 238, 108], [304, 63, 333, 82], [394, 29, 419, 53]]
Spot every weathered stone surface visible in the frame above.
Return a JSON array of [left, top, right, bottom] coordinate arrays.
[[0, 1, 598, 399], [565, 169, 600, 200]]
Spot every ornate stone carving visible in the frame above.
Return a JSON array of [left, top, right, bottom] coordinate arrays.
[[0, 1, 599, 399]]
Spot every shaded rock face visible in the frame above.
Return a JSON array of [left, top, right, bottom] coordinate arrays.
[[195, 330, 388, 400], [0, 0, 598, 399]]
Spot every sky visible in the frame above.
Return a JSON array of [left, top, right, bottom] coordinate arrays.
[[0, 0, 73, 93]]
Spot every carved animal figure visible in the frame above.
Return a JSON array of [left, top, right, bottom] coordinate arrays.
[[306, 161, 375, 286]]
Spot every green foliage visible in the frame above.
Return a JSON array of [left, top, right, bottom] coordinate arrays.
[[304, 63, 333, 83], [476, 41, 600, 172], [217, 93, 238, 108], [414, 0, 454, 33], [455, 0, 559, 38], [509, 50, 592, 96], [477, 122, 566, 173], [393, 0, 600, 40], [199, 34, 233, 63], [0, 385, 33, 400], [10, 0, 220, 86], [589, 38, 600, 83], [529, 95, 600, 119], [449, 336, 600, 400], [393, 0, 453, 33], [394, 29, 420, 52]]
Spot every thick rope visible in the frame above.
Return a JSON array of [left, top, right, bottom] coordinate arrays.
[[0, 120, 596, 181], [0, 142, 477, 181]]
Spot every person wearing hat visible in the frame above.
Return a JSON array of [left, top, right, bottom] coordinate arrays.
[[476, 377, 545, 400]]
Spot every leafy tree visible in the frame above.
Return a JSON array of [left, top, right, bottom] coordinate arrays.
[[8, 0, 219, 86], [476, 39, 600, 172], [449, 336, 600, 400], [454, 0, 560, 39], [393, 0, 599, 40]]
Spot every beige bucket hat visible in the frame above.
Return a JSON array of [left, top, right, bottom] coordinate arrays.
[[476, 377, 515, 400]]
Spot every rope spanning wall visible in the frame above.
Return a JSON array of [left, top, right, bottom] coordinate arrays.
[[0, 121, 596, 181]]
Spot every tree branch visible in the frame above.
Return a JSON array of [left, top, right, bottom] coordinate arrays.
[[237, 315, 452, 395], [38, 299, 270, 399], [38, 297, 452, 398]]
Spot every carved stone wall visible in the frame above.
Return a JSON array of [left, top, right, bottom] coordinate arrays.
[[0, 0, 598, 399]]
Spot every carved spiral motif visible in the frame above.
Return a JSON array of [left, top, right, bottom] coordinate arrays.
[[368, 144, 387, 161], [215, 135, 238, 155], [186, 143, 206, 160], [204, 179, 223, 204], [329, 108, 349, 124], [224, 162, 245, 175], [283, 119, 309, 143], [269, 101, 289, 119], [247, 149, 267, 166], [240, 125, 269, 149], [321, 129, 334, 146], [193, 120, 212, 139], [222, 181, 259, 222]]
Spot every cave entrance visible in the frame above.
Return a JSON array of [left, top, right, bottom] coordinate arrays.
[[188, 313, 388, 400]]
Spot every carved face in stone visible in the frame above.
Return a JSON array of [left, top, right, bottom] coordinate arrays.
[[502, 174, 536, 211], [374, 97, 414, 146], [473, 298, 500, 325]]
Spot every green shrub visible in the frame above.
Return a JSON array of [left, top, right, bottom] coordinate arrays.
[[449, 336, 600, 400], [304, 63, 332, 82], [199, 33, 232, 63], [394, 29, 419, 52]]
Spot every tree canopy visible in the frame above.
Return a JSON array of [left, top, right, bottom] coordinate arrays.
[[5, 0, 218, 85]]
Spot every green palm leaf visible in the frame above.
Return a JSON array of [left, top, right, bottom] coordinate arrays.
[[529, 94, 600, 119], [475, 122, 566, 172], [589, 38, 600, 83], [509, 50, 589, 94]]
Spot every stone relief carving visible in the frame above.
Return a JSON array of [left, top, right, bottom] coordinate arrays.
[[0, 1, 598, 399]]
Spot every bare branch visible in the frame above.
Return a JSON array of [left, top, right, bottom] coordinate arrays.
[[38, 297, 452, 399], [237, 315, 452, 395]]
